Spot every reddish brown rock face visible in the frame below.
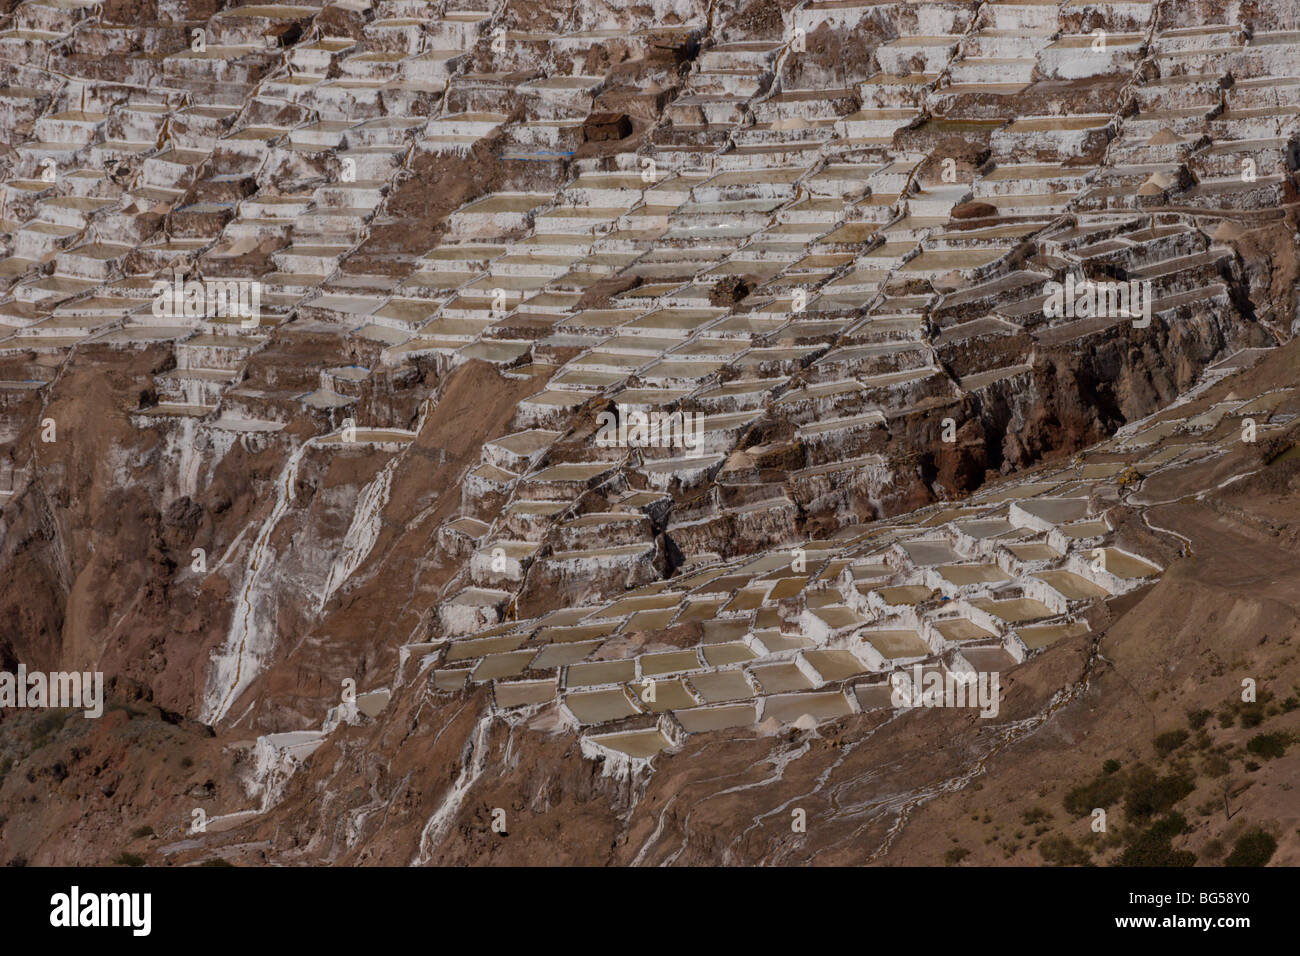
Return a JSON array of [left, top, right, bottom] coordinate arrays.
[[0, 0, 1297, 873], [583, 112, 633, 142]]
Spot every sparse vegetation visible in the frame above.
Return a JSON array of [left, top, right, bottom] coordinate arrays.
[[29, 710, 69, 749], [1116, 813, 1196, 867], [1246, 732, 1290, 760], [1064, 765, 1127, 817], [1223, 828, 1277, 867], [1123, 767, 1195, 822], [1199, 837, 1226, 862], [1038, 835, 1093, 866], [1200, 753, 1231, 778], [1154, 729, 1189, 758], [113, 852, 145, 867], [1022, 807, 1051, 825], [1219, 691, 1275, 730]]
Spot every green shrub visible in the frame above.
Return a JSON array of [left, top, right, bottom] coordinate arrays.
[[1117, 813, 1196, 867], [1154, 729, 1189, 757], [1124, 767, 1195, 822], [30, 710, 68, 740], [1187, 709, 1211, 730], [1224, 828, 1277, 867], [130, 826, 154, 840], [1039, 835, 1093, 866], [1239, 704, 1266, 728], [1064, 769, 1127, 817], [944, 847, 970, 865], [1246, 733, 1289, 760], [113, 852, 145, 867]]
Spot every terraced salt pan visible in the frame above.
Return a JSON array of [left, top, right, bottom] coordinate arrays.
[[1091, 547, 1161, 578], [586, 728, 671, 759], [900, 539, 964, 565], [873, 584, 935, 606], [763, 691, 853, 724], [972, 597, 1056, 623], [530, 640, 604, 669], [1059, 519, 1111, 540], [861, 628, 930, 660], [933, 617, 998, 642], [567, 659, 637, 687], [959, 646, 1018, 672], [803, 649, 869, 681], [494, 679, 556, 709], [688, 670, 755, 703], [1016, 620, 1091, 650], [565, 688, 640, 724], [1005, 541, 1063, 562], [675, 703, 758, 733], [701, 642, 757, 666], [634, 679, 697, 712], [471, 650, 536, 681], [445, 634, 524, 662], [1034, 570, 1110, 600], [939, 564, 1011, 586], [751, 662, 814, 693]]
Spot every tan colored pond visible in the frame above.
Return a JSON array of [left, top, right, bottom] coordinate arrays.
[[702, 643, 757, 666], [1092, 548, 1160, 578], [565, 688, 640, 724], [939, 564, 1011, 586], [802, 649, 868, 681], [567, 660, 637, 687], [934, 618, 997, 642], [640, 650, 703, 677], [751, 663, 814, 693], [973, 597, 1056, 623], [675, 703, 758, 733], [688, 670, 755, 703], [862, 628, 930, 659], [1034, 570, 1110, 600], [472, 650, 536, 682], [764, 691, 852, 724], [631, 678, 697, 713], [1017, 620, 1090, 650], [446, 634, 524, 662], [874, 584, 935, 606], [494, 679, 556, 709], [587, 728, 670, 758], [530, 640, 603, 669], [1005, 541, 1061, 562]]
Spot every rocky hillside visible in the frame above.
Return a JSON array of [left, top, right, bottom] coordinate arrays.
[[0, 0, 1297, 866]]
